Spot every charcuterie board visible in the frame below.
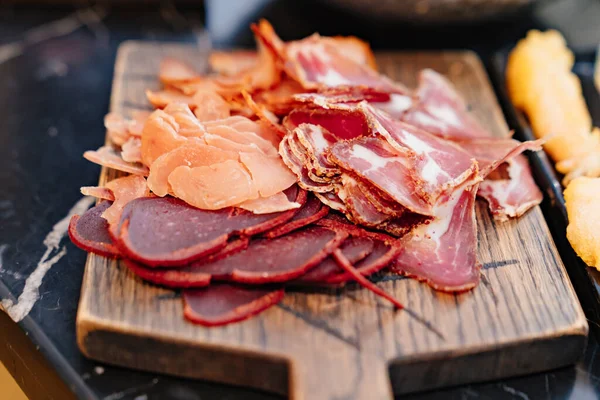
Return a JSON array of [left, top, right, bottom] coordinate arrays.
[[76, 42, 588, 399]]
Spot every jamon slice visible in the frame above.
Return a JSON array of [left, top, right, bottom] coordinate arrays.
[[192, 90, 231, 122], [117, 193, 302, 266], [80, 186, 114, 201], [279, 136, 334, 193], [163, 102, 205, 137], [401, 69, 491, 140], [315, 192, 347, 212], [238, 191, 301, 214], [329, 136, 432, 215], [102, 175, 149, 234], [121, 137, 142, 163], [391, 180, 481, 292], [169, 160, 259, 210], [68, 201, 120, 258], [159, 58, 200, 84], [285, 106, 370, 140], [264, 194, 327, 238], [147, 143, 238, 197], [183, 285, 284, 327], [294, 235, 374, 284], [84, 146, 149, 176], [337, 174, 390, 226], [282, 33, 406, 93], [141, 110, 189, 166], [363, 103, 477, 202], [294, 124, 341, 177], [477, 155, 543, 221]]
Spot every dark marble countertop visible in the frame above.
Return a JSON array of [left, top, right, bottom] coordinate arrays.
[[1, 1, 600, 399]]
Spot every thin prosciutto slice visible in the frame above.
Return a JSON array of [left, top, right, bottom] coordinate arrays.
[[391, 179, 481, 292], [401, 69, 490, 140]]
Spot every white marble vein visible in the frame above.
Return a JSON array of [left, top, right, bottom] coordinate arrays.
[[1, 196, 94, 322]]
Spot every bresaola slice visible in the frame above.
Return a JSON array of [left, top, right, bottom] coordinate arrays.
[[117, 192, 304, 266], [264, 194, 328, 238], [183, 285, 284, 327], [68, 201, 121, 258], [124, 226, 347, 286]]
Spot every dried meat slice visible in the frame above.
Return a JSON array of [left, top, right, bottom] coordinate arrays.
[[477, 155, 543, 221], [329, 136, 432, 215], [285, 106, 370, 140], [401, 69, 491, 140], [314, 192, 347, 212], [363, 103, 478, 203], [141, 110, 189, 167], [209, 50, 258, 76], [84, 146, 149, 176], [117, 196, 300, 266], [147, 143, 239, 197], [207, 124, 277, 156], [237, 191, 301, 214], [146, 89, 195, 109], [183, 285, 284, 327], [192, 90, 231, 122], [391, 179, 481, 292], [102, 175, 150, 234], [239, 152, 297, 197], [294, 123, 341, 177], [163, 102, 205, 138], [168, 160, 259, 210], [337, 174, 390, 227], [68, 201, 120, 258], [264, 193, 327, 238], [159, 58, 200, 85], [279, 136, 334, 193], [80, 186, 115, 201], [121, 137, 142, 163]]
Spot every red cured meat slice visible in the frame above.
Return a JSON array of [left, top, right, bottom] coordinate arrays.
[[391, 180, 481, 292], [193, 226, 347, 283], [329, 136, 432, 216], [183, 285, 285, 327], [363, 103, 477, 203], [294, 236, 374, 283], [68, 202, 121, 258], [477, 155, 543, 221], [401, 69, 491, 140], [279, 136, 334, 192], [294, 123, 341, 176], [124, 226, 348, 287], [284, 107, 370, 140], [264, 194, 328, 239], [337, 174, 390, 227], [117, 191, 303, 267], [314, 192, 347, 213]]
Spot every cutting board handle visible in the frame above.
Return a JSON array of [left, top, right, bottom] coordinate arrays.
[[288, 357, 393, 400]]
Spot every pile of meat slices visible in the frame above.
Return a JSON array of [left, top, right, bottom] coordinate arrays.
[[69, 20, 544, 327]]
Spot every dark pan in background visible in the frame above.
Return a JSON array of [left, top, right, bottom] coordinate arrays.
[[490, 51, 600, 338]]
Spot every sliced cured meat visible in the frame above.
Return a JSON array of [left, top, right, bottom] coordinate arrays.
[[254, 78, 305, 115], [141, 110, 189, 166], [329, 136, 432, 215], [279, 136, 334, 193], [203, 133, 263, 154], [117, 196, 300, 266], [146, 89, 194, 109], [371, 93, 414, 119], [209, 50, 258, 76], [264, 193, 327, 238], [477, 155, 543, 221], [121, 137, 142, 163], [207, 124, 277, 156], [84, 146, 149, 176], [80, 186, 115, 201], [102, 175, 149, 232], [314, 192, 347, 212], [159, 58, 200, 84], [168, 160, 259, 210], [282, 33, 406, 93], [241, 91, 285, 137], [285, 106, 369, 140], [239, 152, 297, 197], [337, 174, 390, 226], [127, 111, 151, 136], [163, 102, 205, 137], [191, 226, 347, 283], [147, 143, 238, 197], [68, 201, 120, 258], [363, 103, 477, 202], [294, 123, 341, 176], [183, 285, 284, 327], [391, 180, 481, 292], [105, 113, 131, 146], [355, 178, 406, 217], [238, 191, 301, 214], [332, 248, 404, 309], [401, 69, 491, 140], [192, 90, 231, 122], [322, 36, 377, 70], [295, 235, 374, 283]]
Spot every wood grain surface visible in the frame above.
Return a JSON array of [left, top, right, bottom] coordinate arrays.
[[76, 42, 588, 400]]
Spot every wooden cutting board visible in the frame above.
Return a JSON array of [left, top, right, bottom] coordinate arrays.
[[76, 42, 588, 400]]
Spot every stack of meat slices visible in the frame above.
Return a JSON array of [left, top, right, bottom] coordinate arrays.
[[70, 20, 546, 327]]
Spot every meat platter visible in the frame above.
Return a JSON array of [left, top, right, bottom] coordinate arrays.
[[74, 24, 587, 399]]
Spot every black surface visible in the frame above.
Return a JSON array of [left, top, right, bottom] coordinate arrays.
[[1, 1, 600, 399]]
